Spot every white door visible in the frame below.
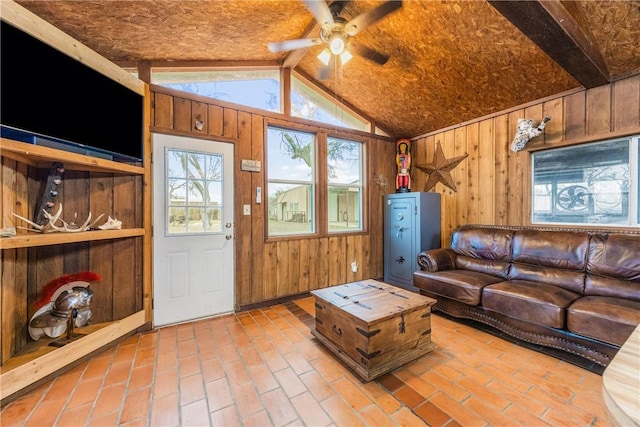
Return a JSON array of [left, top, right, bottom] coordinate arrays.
[[152, 133, 235, 326]]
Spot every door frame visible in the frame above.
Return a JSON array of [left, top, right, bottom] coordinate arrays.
[[151, 132, 236, 326]]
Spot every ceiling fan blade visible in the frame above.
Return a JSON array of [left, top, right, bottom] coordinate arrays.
[[318, 54, 336, 80], [351, 43, 389, 65], [303, 0, 335, 29], [268, 38, 322, 53], [345, 0, 403, 36]]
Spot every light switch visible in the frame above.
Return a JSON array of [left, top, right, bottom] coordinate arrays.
[[243, 204, 251, 215]]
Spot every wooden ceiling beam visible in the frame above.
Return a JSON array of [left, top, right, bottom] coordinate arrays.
[[488, 0, 610, 88]]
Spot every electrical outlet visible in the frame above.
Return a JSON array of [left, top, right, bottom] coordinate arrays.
[[243, 204, 251, 215]]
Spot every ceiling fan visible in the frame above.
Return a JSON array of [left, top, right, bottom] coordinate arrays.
[[268, 0, 403, 77]]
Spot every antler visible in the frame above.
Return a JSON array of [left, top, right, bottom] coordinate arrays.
[[48, 211, 102, 233], [13, 204, 63, 232], [13, 204, 102, 233]]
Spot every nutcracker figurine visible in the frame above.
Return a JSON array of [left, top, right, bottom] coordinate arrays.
[[395, 139, 411, 193]]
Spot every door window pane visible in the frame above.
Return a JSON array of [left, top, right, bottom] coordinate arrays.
[[532, 138, 638, 226], [166, 149, 225, 234]]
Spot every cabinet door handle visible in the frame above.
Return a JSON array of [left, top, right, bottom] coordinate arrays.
[[395, 256, 405, 264], [332, 324, 343, 336]]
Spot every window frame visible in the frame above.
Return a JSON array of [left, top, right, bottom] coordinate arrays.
[[529, 135, 640, 229], [266, 125, 318, 238], [265, 121, 368, 241], [164, 147, 226, 236], [326, 135, 365, 234]]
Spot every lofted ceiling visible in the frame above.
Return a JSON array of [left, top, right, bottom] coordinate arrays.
[[14, 0, 640, 138]]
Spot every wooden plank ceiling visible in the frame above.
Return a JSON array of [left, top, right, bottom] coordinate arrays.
[[14, 0, 640, 138]]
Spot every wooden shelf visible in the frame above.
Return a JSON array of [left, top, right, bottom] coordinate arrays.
[[0, 138, 144, 175], [0, 311, 146, 401], [1, 228, 145, 249]]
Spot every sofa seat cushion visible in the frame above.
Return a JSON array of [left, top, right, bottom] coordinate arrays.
[[567, 296, 640, 346], [413, 270, 503, 306], [482, 280, 581, 328]]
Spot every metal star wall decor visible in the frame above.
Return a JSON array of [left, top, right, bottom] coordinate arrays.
[[415, 142, 469, 192]]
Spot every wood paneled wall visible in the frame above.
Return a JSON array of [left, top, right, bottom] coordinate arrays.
[[412, 75, 640, 246], [150, 86, 397, 309]]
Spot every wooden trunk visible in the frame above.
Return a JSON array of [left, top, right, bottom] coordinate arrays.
[[311, 280, 436, 381]]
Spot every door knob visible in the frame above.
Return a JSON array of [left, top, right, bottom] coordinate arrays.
[[225, 222, 232, 228], [395, 256, 405, 264], [225, 234, 232, 240]]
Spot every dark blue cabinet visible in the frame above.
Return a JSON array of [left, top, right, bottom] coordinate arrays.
[[384, 192, 441, 289]]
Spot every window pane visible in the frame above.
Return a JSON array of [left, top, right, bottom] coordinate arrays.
[[206, 154, 222, 180], [268, 127, 314, 182], [152, 70, 280, 112], [268, 183, 314, 235], [327, 137, 362, 233], [327, 138, 361, 184], [206, 181, 222, 206], [291, 75, 368, 131], [188, 180, 205, 205], [168, 179, 187, 205], [187, 153, 205, 178], [167, 149, 187, 178], [168, 207, 186, 234], [532, 139, 631, 225], [206, 207, 222, 232], [187, 207, 205, 232], [328, 186, 361, 232]]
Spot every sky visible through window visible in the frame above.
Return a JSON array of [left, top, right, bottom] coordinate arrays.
[[162, 79, 281, 113], [152, 70, 367, 130]]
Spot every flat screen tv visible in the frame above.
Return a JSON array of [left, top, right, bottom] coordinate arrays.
[[1, 21, 143, 162]]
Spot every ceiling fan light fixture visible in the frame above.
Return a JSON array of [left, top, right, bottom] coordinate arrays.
[[329, 35, 346, 55], [340, 50, 353, 64], [317, 48, 332, 66]]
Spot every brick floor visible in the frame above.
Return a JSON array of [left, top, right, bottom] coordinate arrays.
[[1, 296, 613, 426]]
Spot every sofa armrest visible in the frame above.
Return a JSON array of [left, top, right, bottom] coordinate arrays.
[[417, 248, 456, 272]]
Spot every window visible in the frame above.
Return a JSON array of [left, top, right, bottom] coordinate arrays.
[[267, 127, 315, 236], [327, 137, 363, 232], [291, 74, 369, 131], [166, 148, 224, 234], [152, 69, 280, 112], [532, 136, 639, 227]]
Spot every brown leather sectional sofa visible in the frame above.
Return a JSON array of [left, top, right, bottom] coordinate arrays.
[[413, 225, 640, 367]]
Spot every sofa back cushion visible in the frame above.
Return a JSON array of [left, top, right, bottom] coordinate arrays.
[[585, 233, 640, 301], [510, 230, 589, 294], [451, 227, 513, 279]]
